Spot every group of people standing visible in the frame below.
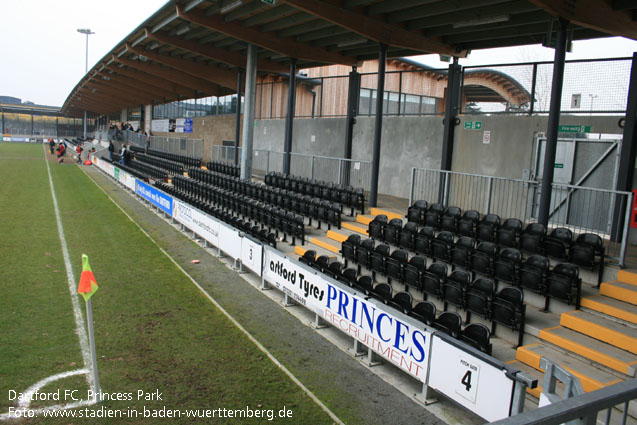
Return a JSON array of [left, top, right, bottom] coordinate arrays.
[[48, 138, 94, 164]]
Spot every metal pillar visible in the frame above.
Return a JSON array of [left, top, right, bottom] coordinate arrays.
[[83, 111, 87, 138], [56, 115, 59, 137], [343, 67, 360, 186], [234, 69, 243, 166], [31, 113, 34, 136], [2, 109, 5, 134], [369, 44, 387, 208], [538, 19, 569, 226], [240, 44, 257, 181], [611, 52, 637, 241], [283, 58, 297, 175], [439, 57, 462, 203]]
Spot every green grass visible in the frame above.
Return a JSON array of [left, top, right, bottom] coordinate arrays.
[[0, 142, 333, 424]]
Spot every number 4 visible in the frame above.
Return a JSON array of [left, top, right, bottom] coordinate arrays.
[[461, 370, 472, 392]]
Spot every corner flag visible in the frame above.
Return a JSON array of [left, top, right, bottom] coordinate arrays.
[[78, 254, 98, 302]]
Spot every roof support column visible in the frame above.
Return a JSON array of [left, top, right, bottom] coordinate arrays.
[[235, 69, 243, 166], [343, 66, 360, 186], [611, 52, 637, 243], [369, 43, 387, 208], [439, 57, 461, 204], [240, 44, 257, 180], [283, 58, 297, 175], [538, 19, 569, 226]]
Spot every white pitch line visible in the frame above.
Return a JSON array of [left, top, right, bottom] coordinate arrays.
[[81, 164, 346, 425], [41, 146, 94, 388]]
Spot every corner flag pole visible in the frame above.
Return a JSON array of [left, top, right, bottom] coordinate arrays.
[[77, 254, 101, 402], [85, 298, 101, 402]]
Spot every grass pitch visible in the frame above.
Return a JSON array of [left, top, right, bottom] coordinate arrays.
[[0, 142, 334, 424]]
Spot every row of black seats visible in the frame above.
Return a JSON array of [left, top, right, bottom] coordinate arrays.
[[102, 157, 149, 181], [171, 176, 306, 245], [189, 168, 343, 231], [342, 234, 580, 313], [130, 145, 201, 168], [265, 172, 365, 216], [206, 160, 240, 178], [299, 250, 493, 354], [155, 181, 283, 248], [134, 152, 184, 175], [373, 210, 604, 285]]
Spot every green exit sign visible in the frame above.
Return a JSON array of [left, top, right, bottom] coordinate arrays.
[[464, 121, 482, 130], [554, 163, 564, 169], [261, 0, 276, 4], [558, 125, 591, 133]]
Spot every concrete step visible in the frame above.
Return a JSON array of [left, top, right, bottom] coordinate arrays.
[[539, 326, 637, 376], [516, 343, 623, 393], [341, 221, 369, 236], [581, 295, 637, 325], [308, 235, 341, 255], [618, 270, 637, 286], [600, 281, 637, 305], [370, 207, 404, 221], [560, 310, 637, 354]]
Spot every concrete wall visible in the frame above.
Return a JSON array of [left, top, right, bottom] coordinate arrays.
[[252, 114, 624, 200]]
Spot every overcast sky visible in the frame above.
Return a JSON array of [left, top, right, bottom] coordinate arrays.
[[1, 0, 636, 108]]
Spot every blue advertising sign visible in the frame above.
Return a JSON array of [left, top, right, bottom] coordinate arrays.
[[135, 180, 173, 215], [183, 118, 193, 133]]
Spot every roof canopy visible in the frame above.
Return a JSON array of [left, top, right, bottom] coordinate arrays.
[[62, 0, 637, 116]]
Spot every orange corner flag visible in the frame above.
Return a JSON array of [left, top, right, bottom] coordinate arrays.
[[78, 254, 98, 302]]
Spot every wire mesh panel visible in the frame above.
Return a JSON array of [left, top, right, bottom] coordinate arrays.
[[289, 153, 314, 179]]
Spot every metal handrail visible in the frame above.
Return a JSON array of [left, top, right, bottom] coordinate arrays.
[[488, 379, 637, 425]]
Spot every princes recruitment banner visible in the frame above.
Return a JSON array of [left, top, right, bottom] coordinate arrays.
[[262, 246, 431, 382]]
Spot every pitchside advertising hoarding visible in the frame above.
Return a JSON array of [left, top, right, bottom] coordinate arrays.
[[172, 199, 220, 246], [135, 180, 173, 215], [262, 247, 431, 382]]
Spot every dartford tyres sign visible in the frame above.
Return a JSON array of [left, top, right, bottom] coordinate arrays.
[[262, 247, 431, 382]]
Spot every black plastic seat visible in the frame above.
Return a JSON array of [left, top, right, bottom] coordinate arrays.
[[383, 218, 404, 245], [340, 234, 361, 268], [440, 206, 462, 233], [497, 218, 522, 248], [371, 282, 393, 303], [339, 268, 359, 287], [477, 213, 501, 242], [368, 214, 387, 240], [414, 226, 435, 256], [443, 270, 472, 310], [491, 286, 526, 347], [465, 277, 496, 320], [451, 236, 476, 271], [409, 301, 436, 325], [355, 238, 375, 273], [519, 223, 546, 254], [458, 210, 480, 238], [431, 231, 455, 263], [422, 262, 448, 300], [389, 291, 414, 314], [406, 200, 428, 225], [543, 227, 573, 261], [299, 249, 316, 266], [386, 249, 408, 284], [493, 248, 522, 285], [460, 323, 492, 355], [545, 263, 581, 310], [472, 241, 498, 277], [398, 221, 418, 251], [370, 244, 390, 280], [519, 255, 550, 294], [570, 233, 605, 286], [424, 203, 444, 229], [433, 311, 462, 338], [403, 256, 427, 291], [354, 275, 374, 295]]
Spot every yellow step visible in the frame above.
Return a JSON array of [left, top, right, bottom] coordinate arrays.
[[581, 295, 637, 325], [294, 245, 336, 260], [327, 230, 348, 244], [341, 221, 369, 236], [516, 343, 623, 393], [356, 215, 373, 226], [618, 270, 637, 286], [370, 207, 403, 221], [309, 237, 340, 254], [561, 310, 637, 354], [539, 326, 637, 376], [600, 281, 637, 305]]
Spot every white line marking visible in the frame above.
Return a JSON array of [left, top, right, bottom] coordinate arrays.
[[82, 165, 346, 425], [42, 144, 92, 379], [0, 369, 95, 421]]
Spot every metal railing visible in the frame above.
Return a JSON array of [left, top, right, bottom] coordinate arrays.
[[117, 129, 204, 159], [489, 378, 637, 425], [211, 145, 372, 191], [409, 167, 633, 266]]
